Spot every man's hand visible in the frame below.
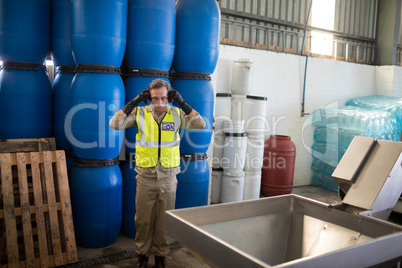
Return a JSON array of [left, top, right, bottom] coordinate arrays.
[[168, 89, 193, 115], [117, 109, 126, 116], [121, 89, 151, 115]]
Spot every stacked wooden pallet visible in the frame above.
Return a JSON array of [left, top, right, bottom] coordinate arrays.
[[0, 138, 77, 267]]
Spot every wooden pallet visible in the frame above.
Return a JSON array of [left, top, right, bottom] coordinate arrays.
[[0, 138, 56, 154], [0, 150, 77, 268]]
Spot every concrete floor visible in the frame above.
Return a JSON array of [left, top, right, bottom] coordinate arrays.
[[68, 186, 341, 268]]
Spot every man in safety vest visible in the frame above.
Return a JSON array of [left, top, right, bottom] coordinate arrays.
[[109, 79, 206, 268]]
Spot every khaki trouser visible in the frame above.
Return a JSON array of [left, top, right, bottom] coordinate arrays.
[[134, 173, 177, 256]]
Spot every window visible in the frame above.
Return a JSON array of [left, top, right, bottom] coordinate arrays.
[[311, 0, 336, 56]]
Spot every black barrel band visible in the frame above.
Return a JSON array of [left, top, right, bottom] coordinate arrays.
[[172, 72, 211, 81], [56, 65, 76, 74], [75, 64, 121, 74], [225, 132, 247, 137], [212, 167, 224, 172], [216, 93, 231, 97], [73, 157, 120, 167], [180, 153, 208, 161], [1, 61, 47, 71], [246, 95, 268, 101], [126, 69, 170, 78]]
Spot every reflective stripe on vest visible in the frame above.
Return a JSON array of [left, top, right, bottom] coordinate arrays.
[[135, 106, 181, 168]]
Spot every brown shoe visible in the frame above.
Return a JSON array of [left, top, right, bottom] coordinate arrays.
[[137, 254, 149, 268], [154, 255, 167, 268]]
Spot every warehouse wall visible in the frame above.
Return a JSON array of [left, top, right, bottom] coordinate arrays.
[[210, 44, 383, 186], [375, 65, 402, 96]]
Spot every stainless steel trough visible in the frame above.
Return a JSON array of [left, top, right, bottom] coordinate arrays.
[[166, 195, 402, 267]]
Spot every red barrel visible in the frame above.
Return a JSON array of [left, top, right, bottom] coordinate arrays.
[[261, 135, 296, 196]]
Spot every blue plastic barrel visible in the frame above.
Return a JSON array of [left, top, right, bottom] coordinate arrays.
[[0, 0, 50, 63], [126, 0, 176, 70], [176, 153, 209, 209], [71, 0, 127, 66], [65, 150, 76, 177], [124, 70, 171, 155], [51, 0, 75, 66], [173, 0, 220, 74], [172, 73, 214, 154], [53, 66, 75, 151], [69, 158, 122, 248], [0, 63, 52, 139], [120, 155, 137, 238], [69, 66, 124, 159]]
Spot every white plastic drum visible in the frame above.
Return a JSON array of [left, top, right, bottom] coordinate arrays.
[[221, 170, 245, 203], [211, 167, 224, 204], [244, 134, 265, 172], [230, 58, 253, 95], [223, 120, 245, 134], [222, 132, 247, 172], [214, 93, 232, 130], [244, 95, 268, 134], [243, 170, 261, 200], [231, 94, 246, 121], [212, 132, 226, 168]]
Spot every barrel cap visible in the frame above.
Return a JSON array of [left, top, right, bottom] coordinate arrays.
[[73, 157, 120, 168], [1, 61, 47, 72], [247, 95, 267, 101], [126, 69, 169, 78], [180, 153, 208, 161], [216, 93, 231, 97], [75, 64, 121, 74], [225, 132, 247, 137]]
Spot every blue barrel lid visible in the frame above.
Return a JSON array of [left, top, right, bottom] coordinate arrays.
[[180, 153, 208, 161], [75, 64, 121, 74], [73, 157, 120, 168]]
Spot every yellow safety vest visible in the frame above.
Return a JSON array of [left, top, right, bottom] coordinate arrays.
[[135, 106, 181, 168]]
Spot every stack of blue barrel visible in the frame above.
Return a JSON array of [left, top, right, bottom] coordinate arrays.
[[0, 0, 52, 139], [172, 0, 220, 209], [121, 0, 176, 239], [67, 0, 126, 248], [51, 0, 77, 172]]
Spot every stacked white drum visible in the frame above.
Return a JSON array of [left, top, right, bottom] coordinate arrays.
[[211, 58, 268, 203]]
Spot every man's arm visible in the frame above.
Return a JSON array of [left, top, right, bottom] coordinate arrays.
[[168, 89, 206, 130], [109, 109, 137, 130], [109, 90, 150, 130], [180, 110, 206, 130]]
